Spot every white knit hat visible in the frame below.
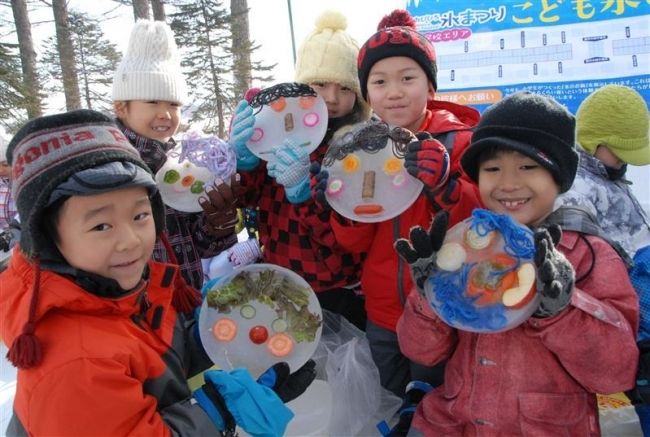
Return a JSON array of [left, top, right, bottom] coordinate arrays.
[[294, 11, 369, 117], [112, 20, 187, 104]]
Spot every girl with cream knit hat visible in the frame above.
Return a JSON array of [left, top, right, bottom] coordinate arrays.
[[229, 10, 370, 330]]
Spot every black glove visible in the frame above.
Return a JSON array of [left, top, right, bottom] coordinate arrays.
[[404, 133, 450, 192], [626, 339, 650, 405], [198, 174, 241, 238], [257, 359, 316, 403], [310, 162, 330, 211], [394, 210, 449, 291], [0, 230, 11, 252], [533, 225, 575, 318]]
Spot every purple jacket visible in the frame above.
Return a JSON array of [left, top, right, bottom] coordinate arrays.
[[397, 230, 639, 436]]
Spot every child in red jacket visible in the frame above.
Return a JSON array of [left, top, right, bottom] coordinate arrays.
[[1, 110, 312, 436], [315, 9, 481, 398], [395, 91, 639, 436]]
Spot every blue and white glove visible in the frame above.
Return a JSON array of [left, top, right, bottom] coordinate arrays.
[[267, 140, 311, 204], [194, 368, 294, 437], [229, 100, 260, 171]]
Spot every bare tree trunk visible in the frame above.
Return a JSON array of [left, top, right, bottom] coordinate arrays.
[[52, 0, 81, 110], [10, 0, 42, 118], [230, 0, 251, 100], [132, 0, 151, 20], [151, 0, 166, 22], [199, 0, 225, 137]]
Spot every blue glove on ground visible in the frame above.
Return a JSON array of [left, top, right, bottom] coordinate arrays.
[[194, 367, 294, 437], [394, 210, 450, 291], [377, 380, 433, 437], [229, 99, 260, 171], [266, 140, 311, 204]]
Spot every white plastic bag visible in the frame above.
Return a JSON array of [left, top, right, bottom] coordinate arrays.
[[313, 310, 402, 436]]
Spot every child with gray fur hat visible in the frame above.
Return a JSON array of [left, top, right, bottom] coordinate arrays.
[[394, 91, 639, 435], [1, 109, 313, 437]]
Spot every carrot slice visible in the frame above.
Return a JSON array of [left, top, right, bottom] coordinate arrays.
[[212, 318, 237, 342], [353, 204, 384, 215], [181, 175, 195, 187], [267, 333, 294, 357], [270, 97, 286, 112]]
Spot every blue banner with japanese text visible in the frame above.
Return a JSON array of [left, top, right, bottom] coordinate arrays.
[[406, 0, 650, 113]]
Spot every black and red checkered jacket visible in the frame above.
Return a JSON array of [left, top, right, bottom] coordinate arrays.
[[116, 120, 237, 290], [239, 142, 364, 293]]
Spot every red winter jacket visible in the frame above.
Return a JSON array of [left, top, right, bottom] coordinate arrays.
[[0, 249, 217, 436], [331, 100, 481, 330], [398, 231, 639, 436]]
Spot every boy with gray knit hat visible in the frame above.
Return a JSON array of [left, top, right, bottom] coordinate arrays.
[[1, 109, 312, 437], [112, 19, 239, 291], [395, 91, 639, 435]]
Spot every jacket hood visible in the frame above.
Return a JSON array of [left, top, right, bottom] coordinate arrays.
[[426, 99, 480, 133]]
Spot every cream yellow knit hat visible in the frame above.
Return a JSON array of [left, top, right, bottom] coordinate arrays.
[[294, 11, 369, 117]]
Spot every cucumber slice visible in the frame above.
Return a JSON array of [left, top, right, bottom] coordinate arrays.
[[271, 318, 288, 333], [240, 304, 256, 319]]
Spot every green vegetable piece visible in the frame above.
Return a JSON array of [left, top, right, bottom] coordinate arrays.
[[271, 318, 288, 333], [163, 169, 180, 184], [190, 180, 205, 194], [240, 304, 256, 319]]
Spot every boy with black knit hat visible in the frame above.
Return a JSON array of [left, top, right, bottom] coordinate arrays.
[[314, 9, 481, 398], [112, 19, 238, 291], [228, 10, 369, 330], [395, 91, 639, 435], [0, 109, 313, 436]]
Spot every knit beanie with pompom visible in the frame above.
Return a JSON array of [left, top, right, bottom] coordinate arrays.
[[357, 9, 437, 100], [295, 10, 370, 118]]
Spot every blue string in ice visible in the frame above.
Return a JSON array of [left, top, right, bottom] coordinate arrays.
[[429, 263, 506, 331], [470, 209, 535, 259]]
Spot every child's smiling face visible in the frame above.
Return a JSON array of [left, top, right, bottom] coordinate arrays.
[[478, 149, 559, 227], [365, 56, 434, 133], [115, 100, 181, 143], [55, 186, 156, 290]]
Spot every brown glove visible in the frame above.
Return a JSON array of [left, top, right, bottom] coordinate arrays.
[[199, 174, 241, 238]]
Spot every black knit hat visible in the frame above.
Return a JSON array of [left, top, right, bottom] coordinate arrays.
[[460, 91, 578, 193], [7, 109, 166, 259], [357, 9, 437, 100]]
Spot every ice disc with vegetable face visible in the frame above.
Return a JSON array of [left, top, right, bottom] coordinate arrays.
[[198, 264, 323, 378]]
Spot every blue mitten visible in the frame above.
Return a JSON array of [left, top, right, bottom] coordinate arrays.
[[194, 368, 293, 437], [229, 100, 260, 171], [267, 140, 311, 204]]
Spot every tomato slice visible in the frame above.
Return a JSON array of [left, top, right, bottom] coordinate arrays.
[[212, 318, 237, 342], [249, 325, 269, 345], [267, 333, 294, 357]]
